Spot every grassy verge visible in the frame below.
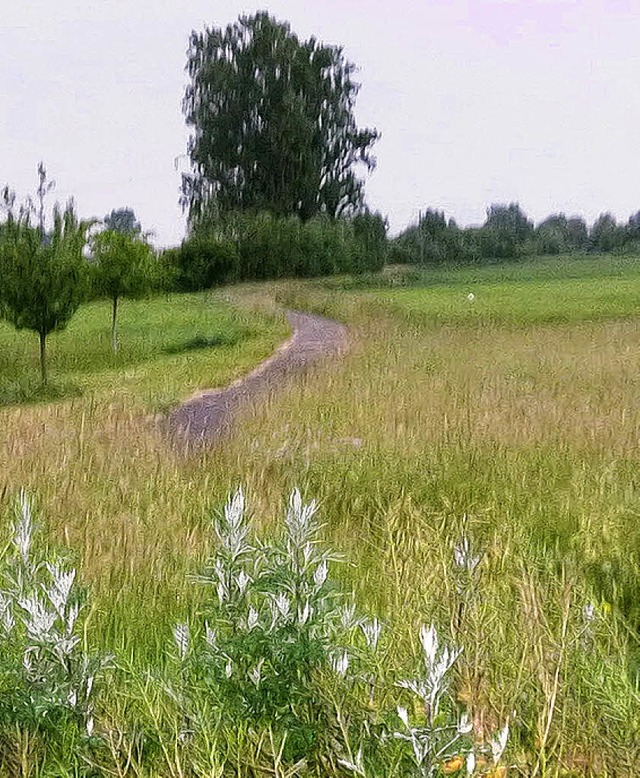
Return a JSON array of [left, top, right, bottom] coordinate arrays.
[[0, 290, 289, 410]]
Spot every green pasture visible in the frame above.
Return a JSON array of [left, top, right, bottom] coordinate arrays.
[[0, 292, 288, 409]]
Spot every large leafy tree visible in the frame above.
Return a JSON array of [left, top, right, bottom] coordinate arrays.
[[590, 213, 623, 253], [182, 12, 379, 227], [484, 203, 534, 243]]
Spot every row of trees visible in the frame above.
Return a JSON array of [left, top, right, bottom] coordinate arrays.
[[165, 208, 388, 291], [0, 167, 155, 383], [393, 203, 640, 265]]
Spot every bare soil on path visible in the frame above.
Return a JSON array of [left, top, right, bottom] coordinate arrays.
[[168, 311, 348, 448]]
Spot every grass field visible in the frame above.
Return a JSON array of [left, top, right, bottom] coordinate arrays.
[[0, 291, 289, 409], [1, 258, 640, 775]]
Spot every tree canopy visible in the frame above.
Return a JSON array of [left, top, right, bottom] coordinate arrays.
[[90, 229, 154, 351], [181, 12, 379, 227], [0, 199, 89, 383]]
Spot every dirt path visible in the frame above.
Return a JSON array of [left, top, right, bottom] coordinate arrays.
[[168, 310, 348, 448]]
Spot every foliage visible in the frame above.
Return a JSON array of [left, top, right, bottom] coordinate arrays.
[[0, 292, 287, 409], [166, 235, 240, 291], [0, 492, 109, 773], [170, 211, 388, 290], [182, 12, 379, 225], [3, 265, 640, 771], [590, 212, 625, 253], [0, 195, 90, 383], [535, 214, 590, 255], [165, 488, 509, 775], [393, 202, 640, 266], [90, 228, 155, 350], [103, 207, 141, 236]]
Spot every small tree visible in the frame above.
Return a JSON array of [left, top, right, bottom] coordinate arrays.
[[90, 229, 153, 351], [0, 199, 89, 385]]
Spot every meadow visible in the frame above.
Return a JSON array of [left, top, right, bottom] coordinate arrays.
[[1, 255, 640, 775]]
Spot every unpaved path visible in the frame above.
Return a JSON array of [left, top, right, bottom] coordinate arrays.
[[168, 311, 348, 447]]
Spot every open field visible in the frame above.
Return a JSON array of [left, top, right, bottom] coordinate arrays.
[[1, 258, 640, 774]]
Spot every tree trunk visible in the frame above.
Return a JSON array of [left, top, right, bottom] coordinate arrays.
[[111, 296, 118, 353], [39, 331, 47, 385]]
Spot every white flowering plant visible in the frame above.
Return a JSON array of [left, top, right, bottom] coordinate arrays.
[[169, 488, 511, 776], [0, 491, 110, 770], [172, 488, 392, 766]]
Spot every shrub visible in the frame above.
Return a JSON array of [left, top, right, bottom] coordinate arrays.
[[0, 492, 110, 773], [164, 488, 509, 775], [171, 236, 240, 291]]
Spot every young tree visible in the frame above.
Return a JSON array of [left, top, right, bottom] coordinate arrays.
[[0, 200, 89, 384], [182, 12, 379, 227], [90, 229, 153, 351]]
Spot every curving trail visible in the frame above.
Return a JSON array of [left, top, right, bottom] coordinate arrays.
[[168, 310, 348, 448]]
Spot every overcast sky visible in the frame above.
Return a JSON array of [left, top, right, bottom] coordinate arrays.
[[2, 0, 640, 246]]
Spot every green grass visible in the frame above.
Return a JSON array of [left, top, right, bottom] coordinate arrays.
[[2, 258, 640, 774], [317, 253, 640, 328], [0, 291, 289, 409]]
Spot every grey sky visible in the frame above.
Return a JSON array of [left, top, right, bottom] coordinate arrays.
[[2, 0, 639, 246]]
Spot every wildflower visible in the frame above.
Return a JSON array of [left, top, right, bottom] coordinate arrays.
[[205, 623, 218, 649], [298, 599, 312, 624], [420, 623, 438, 666], [19, 593, 57, 640], [248, 658, 264, 687], [331, 650, 350, 677], [361, 617, 383, 651], [313, 559, 328, 588], [286, 488, 318, 545], [339, 602, 359, 630], [236, 570, 251, 595], [454, 536, 481, 573], [338, 747, 366, 776], [269, 592, 291, 622], [443, 755, 465, 774], [14, 489, 34, 566], [466, 751, 476, 775], [457, 713, 473, 734], [246, 605, 259, 630], [397, 705, 410, 728], [45, 562, 76, 617]]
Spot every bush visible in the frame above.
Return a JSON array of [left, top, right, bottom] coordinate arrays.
[[169, 236, 239, 291], [164, 488, 509, 776], [0, 493, 110, 773]]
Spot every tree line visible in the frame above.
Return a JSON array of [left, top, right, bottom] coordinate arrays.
[[391, 203, 640, 266]]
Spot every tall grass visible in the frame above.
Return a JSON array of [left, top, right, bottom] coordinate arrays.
[[1, 261, 640, 773]]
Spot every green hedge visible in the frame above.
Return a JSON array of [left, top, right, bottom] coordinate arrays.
[[163, 211, 387, 291]]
